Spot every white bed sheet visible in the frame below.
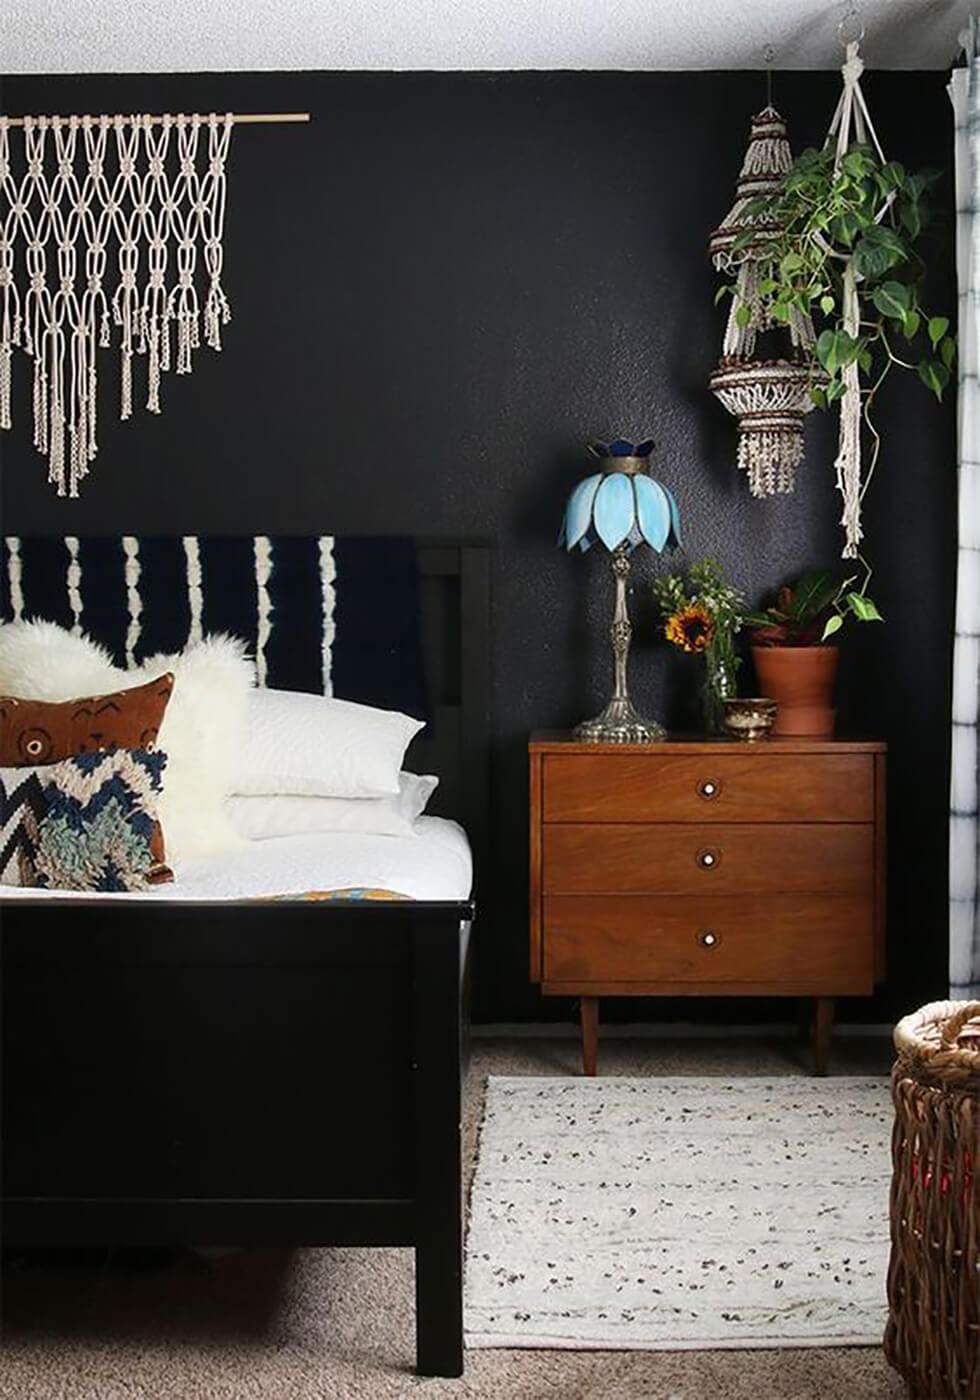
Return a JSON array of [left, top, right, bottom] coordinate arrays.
[[1, 816, 473, 904]]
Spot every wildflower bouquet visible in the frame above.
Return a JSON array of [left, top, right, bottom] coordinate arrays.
[[652, 559, 745, 732]]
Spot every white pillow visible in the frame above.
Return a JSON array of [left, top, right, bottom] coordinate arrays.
[[227, 772, 438, 841], [0, 620, 255, 860], [234, 688, 424, 799]]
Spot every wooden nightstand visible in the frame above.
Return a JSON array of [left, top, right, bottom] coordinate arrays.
[[529, 732, 886, 1076]]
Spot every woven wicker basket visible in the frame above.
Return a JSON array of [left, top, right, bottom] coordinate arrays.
[[886, 1001, 980, 1398]]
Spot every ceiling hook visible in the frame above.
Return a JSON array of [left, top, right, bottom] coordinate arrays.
[[763, 43, 776, 108], [838, 2, 865, 49]]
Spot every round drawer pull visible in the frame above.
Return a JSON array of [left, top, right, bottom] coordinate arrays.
[[696, 847, 721, 870], [698, 929, 720, 949], [698, 778, 721, 801]]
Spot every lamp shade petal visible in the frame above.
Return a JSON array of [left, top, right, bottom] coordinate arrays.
[[633, 475, 672, 551], [593, 473, 637, 551], [664, 485, 683, 546], [562, 473, 603, 550]]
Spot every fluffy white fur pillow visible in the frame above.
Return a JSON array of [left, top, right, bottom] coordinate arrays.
[[0, 619, 118, 700], [0, 621, 255, 860]]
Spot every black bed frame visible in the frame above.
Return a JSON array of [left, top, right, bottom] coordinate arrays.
[[0, 538, 491, 1379]]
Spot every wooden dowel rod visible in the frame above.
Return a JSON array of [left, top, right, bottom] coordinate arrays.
[[0, 112, 311, 128]]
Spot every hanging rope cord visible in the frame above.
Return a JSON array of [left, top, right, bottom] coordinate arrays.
[[0, 111, 233, 497], [823, 42, 894, 560]]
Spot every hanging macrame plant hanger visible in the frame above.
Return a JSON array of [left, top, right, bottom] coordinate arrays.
[[823, 36, 891, 558], [0, 109, 309, 498]]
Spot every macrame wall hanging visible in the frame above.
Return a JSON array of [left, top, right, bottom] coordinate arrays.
[[708, 106, 822, 498], [0, 109, 308, 498]]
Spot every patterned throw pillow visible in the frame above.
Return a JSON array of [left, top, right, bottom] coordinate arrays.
[[0, 673, 175, 766], [0, 749, 173, 891]]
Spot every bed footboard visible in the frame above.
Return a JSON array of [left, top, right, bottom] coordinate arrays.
[[1, 897, 473, 1378]]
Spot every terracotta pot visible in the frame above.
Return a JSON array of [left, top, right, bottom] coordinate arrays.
[[751, 645, 839, 737]]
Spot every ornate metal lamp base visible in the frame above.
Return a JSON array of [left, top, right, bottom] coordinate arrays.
[[574, 696, 666, 744], [574, 545, 668, 745]]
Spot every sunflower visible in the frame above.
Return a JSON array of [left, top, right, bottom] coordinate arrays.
[[665, 603, 715, 654]]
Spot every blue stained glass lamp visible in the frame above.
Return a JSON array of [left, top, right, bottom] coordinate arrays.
[[558, 437, 682, 743]]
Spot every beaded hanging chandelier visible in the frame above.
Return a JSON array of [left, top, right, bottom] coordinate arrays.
[[708, 107, 822, 498]]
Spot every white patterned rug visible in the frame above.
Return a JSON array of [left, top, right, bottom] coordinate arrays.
[[464, 1076, 892, 1351]]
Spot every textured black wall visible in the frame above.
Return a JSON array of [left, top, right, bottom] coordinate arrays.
[[0, 70, 957, 1024]]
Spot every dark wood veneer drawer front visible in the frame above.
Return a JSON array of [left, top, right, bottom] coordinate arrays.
[[542, 894, 874, 990], [542, 753, 873, 824], [542, 823, 874, 896]]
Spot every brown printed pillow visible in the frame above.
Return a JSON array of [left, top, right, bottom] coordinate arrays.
[[0, 674, 174, 767]]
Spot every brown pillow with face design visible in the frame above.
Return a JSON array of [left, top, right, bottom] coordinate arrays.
[[0, 675, 176, 878], [0, 673, 175, 767]]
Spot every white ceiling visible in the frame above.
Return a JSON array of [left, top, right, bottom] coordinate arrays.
[[0, 0, 970, 74]]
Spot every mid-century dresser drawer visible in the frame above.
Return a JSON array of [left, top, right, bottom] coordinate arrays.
[[542, 823, 874, 896], [542, 893, 875, 990], [542, 753, 873, 824]]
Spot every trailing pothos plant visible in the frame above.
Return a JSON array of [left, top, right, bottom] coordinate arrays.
[[721, 140, 954, 596], [732, 141, 954, 399]]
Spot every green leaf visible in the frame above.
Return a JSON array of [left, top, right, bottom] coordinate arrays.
[[872, 281, 911, 320], [821, 614, 844, 641], [780, 251, 804, 276], [714, 284, 732, 305], [846, 591, 884, 622], [826, 378, 846, 401], [858, 348, 873, 373], [882, 160, 907, 190], [833, 211, 861, 247], [819, 294, 835, 315], [771, 301, 791, 323], [792, 570, 840, 620], [942, 336, 957, 369], [816, 329, 837, 373], [853, 226, 907, 279], [903, 310, 921, 341], [928, 316, 950, 348], [735, 302, 752, 329], [809, 386, 827, 409], [899, 200, 922, 240], [918, 359, 950, 400]]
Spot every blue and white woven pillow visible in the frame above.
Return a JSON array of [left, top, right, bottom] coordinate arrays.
[[0, 748, 173, 892]]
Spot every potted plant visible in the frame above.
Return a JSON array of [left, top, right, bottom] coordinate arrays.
[[745, 569, 882, 736]]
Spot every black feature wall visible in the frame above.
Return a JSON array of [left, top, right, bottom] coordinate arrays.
[[0, 71, 957, 1024]]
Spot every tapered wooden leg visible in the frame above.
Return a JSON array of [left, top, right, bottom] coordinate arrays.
[[580, 996, 599, 1077], [814, 996, 834, 1077]]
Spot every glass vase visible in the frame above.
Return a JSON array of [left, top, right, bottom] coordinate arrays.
[[702, 633, 737, 735]]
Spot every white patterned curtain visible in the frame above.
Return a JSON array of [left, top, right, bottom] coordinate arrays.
[[950, 42, 980, 996]]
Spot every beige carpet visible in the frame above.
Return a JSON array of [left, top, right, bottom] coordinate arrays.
[[0, 1034, 907, 1400]]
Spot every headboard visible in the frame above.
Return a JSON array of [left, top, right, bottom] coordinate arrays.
[[0, 535, 492, 896]]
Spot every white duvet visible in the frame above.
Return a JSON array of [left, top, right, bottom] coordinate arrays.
[[1, 816, 473, 904]]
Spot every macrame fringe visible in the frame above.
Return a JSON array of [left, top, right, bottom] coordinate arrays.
[[0, 110, 234, 497]]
